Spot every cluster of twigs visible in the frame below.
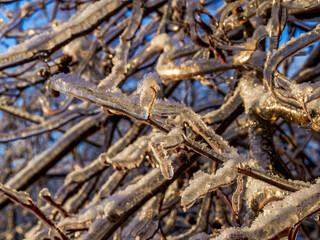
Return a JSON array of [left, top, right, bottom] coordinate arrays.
[[0, 0, 320, 239]]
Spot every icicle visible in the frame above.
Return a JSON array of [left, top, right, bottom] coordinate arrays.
[[231, 174, 244, 215], [150, 139, 175, 180], [150, 128, 184, 179], [137, 72, 161, 117]]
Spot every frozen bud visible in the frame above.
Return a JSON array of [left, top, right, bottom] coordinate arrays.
[[38, 68, 51, 78], [39, 188, 51, 199], [27, 29, 36, 36]]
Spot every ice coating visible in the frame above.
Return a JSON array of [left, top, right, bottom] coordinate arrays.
[[39, 188, 51, 199], [281, 0, 320, 9], [51, 73, 99, 93], [126, 196, 160, 239], [50, 73, 149, 120], [3, 0, 320, 239], [232, 26, 268, 64], [82, 168, 164, 239], [156, 55, 237, 81], [0, 184, 68, 240], [182, 107, 235, 154], [264, 23, 320, 103], [100, 135, 150, 169], [203, 86, 242, 124], [98, 0, 143, 90], [212, 180, 320, 240], [137, 72, 161, 111], [127, 33, 173, 73], [0, 0, 129, 70], [180, 159, 241, 210], [0, 183, 31, 206], [150, 128, 184, 179], [267, 0, 286, 52], [240, 74, 320, 126], [1, 114, 108, 199], [232, 174, 244, 214], [0, 104, 97, 143], [150, 137, 175, 179]]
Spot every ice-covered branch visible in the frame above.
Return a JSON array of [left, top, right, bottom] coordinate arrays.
[[156, 48, 265, 82], [64, 121, 143, 185], [51, 73, 151, 121], [100, 135, 150, 170], [150, 128, 184, 179], [264, 23, 320, 107], [0, 0, 130, 70], [0, 103, 98, 143], [2, 0, 320, 238], [212, 180, 320, 240], [50, 73, 245, 170], [122, 195, 161, 239], [181, 159, 241, 210], [79, 153, 200, 239], [0, 114, 108, 210], [0, 184, 69, 240], [203, 86, 242, 124], [98, 0, 143, 90], [240, 73, 320, 128]]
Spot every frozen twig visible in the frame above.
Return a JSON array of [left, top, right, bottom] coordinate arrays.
[[0, 114, 108, 209], [98, 0, 143, 90], [212, 180, 320, 240], [0, 184, 69, 240], [0, 0, 130, 70]]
